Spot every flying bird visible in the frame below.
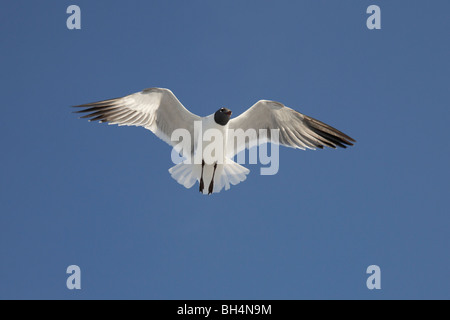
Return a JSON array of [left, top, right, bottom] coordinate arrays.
[[73, 87, 355, 194]]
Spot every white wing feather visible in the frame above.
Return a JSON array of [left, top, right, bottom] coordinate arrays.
[[74, 87, 201, 149], [227, 100, 355, 157]]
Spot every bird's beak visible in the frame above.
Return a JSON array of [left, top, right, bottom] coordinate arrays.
[[226, 111, 232, 116]]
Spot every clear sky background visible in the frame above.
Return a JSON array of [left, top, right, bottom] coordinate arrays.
[[0, 1, 449, 299]]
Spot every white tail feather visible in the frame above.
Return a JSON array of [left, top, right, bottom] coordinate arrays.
[[169, 159, 250, 193], [168, 162, 199, 189], [215, 159, 250, 192]]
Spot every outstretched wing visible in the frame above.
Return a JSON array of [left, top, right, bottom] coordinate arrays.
[[73, 88, 201, 149], [227, 100, 355, 157]]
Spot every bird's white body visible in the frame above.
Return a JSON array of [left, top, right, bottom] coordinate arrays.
[[197, 115, 226, 194], [169, 114, 249, 194]]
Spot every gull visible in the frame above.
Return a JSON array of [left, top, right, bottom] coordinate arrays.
[[73, 87, 355, 194]]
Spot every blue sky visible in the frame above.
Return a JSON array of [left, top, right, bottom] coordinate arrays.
[[0, 1, 449, 299]]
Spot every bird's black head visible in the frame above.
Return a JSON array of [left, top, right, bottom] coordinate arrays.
[[214, 107, 232, 126]]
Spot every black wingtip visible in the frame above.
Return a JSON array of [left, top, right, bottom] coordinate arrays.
[[303, 115, 356, 149]]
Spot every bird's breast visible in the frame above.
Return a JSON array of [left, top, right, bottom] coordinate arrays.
[[193, 117, 228, 165]]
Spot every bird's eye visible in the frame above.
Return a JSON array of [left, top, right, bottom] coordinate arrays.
[[220, 108, 225, 112]]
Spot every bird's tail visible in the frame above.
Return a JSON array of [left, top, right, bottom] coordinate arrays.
[[168, 158, 250, 194], [168, 161, 201, 190], [214, 158, 250, 193]]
